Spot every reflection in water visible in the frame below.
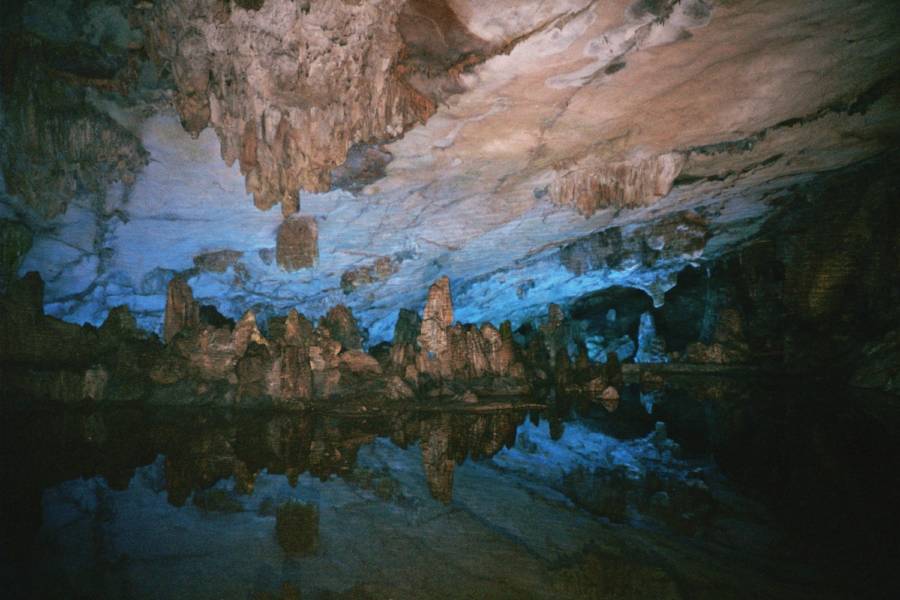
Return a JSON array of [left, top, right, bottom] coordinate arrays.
[[2, 379, 899, 599]]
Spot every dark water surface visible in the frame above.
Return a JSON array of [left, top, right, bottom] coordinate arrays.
[[2, 377, 898, 599]]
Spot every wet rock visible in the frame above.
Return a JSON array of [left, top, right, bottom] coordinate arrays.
[[414, 276, 529, 388], [683, 308, 750, 365], [851, 330, 900, 395], [99, 305, 140, 340], [598, 386, 620, 412], [274, 501, 319, 555], [385, 375, 415, 400], [563, 466, 630, 523], [572, 285, 652, 362], [272, 345, 313, 402], [420, 418, 455, 504], [0, 272, 101, 368], [163, 276, 200, 343], [282, 309, 315, 347], [539, 303, 576, 367], [276, 215, 318, 271], [261, 309, 314, 401], [178, 325, 239, 379], [604, 352, 624, 389], [330, 144, 394, 193], [199, 305, 235, 329]]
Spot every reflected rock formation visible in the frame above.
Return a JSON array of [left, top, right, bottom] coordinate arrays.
[[1, 406, 528, 513]]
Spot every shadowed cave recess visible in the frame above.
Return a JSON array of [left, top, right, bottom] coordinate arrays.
[[1, 0, 899, 599]]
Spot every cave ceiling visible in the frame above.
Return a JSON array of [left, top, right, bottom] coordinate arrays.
[[1, 0, 899, 341]]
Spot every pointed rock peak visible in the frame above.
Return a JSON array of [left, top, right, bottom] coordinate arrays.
[[394, 308, 422, 345], [284, 308, 313, 345], [480, 322, 499, 337], [164, 276, 199, 343], [423, 276, 453, 328], [548, 303, 564, 324], [233, 309, 269, 354], [100, 305, 138, 337], [320, 304, 365, 351]]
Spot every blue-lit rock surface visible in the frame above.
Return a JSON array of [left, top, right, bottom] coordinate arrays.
[[0, 110, 776, 343], [4, 0, 899, 345]]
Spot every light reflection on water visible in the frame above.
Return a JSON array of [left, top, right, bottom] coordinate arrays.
[[2, 379, 898, 599]]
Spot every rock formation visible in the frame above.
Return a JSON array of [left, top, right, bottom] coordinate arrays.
[[413, 276, 528, 390], [140, 0, 436, 213], [550, 153, 686, 216], [163, 276, 200, 343], [0, 32, 148, 217], [319, 304, 365, 351], [417, 276, 455, 377], [275, 215, 318, 271]]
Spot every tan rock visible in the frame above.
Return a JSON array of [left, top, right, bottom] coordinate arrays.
[[163, 276, 200, 343], [320, 305, 365, 351], [232, 310, 268, 356], [417, 276, 454, 377], [276, 216, 318, 271], [277, 345, 313, 401], [339, 350, 382, 374], [142, 0, 433, 211], [550, 153, 685, 217], [283, 309, 314, 346]]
